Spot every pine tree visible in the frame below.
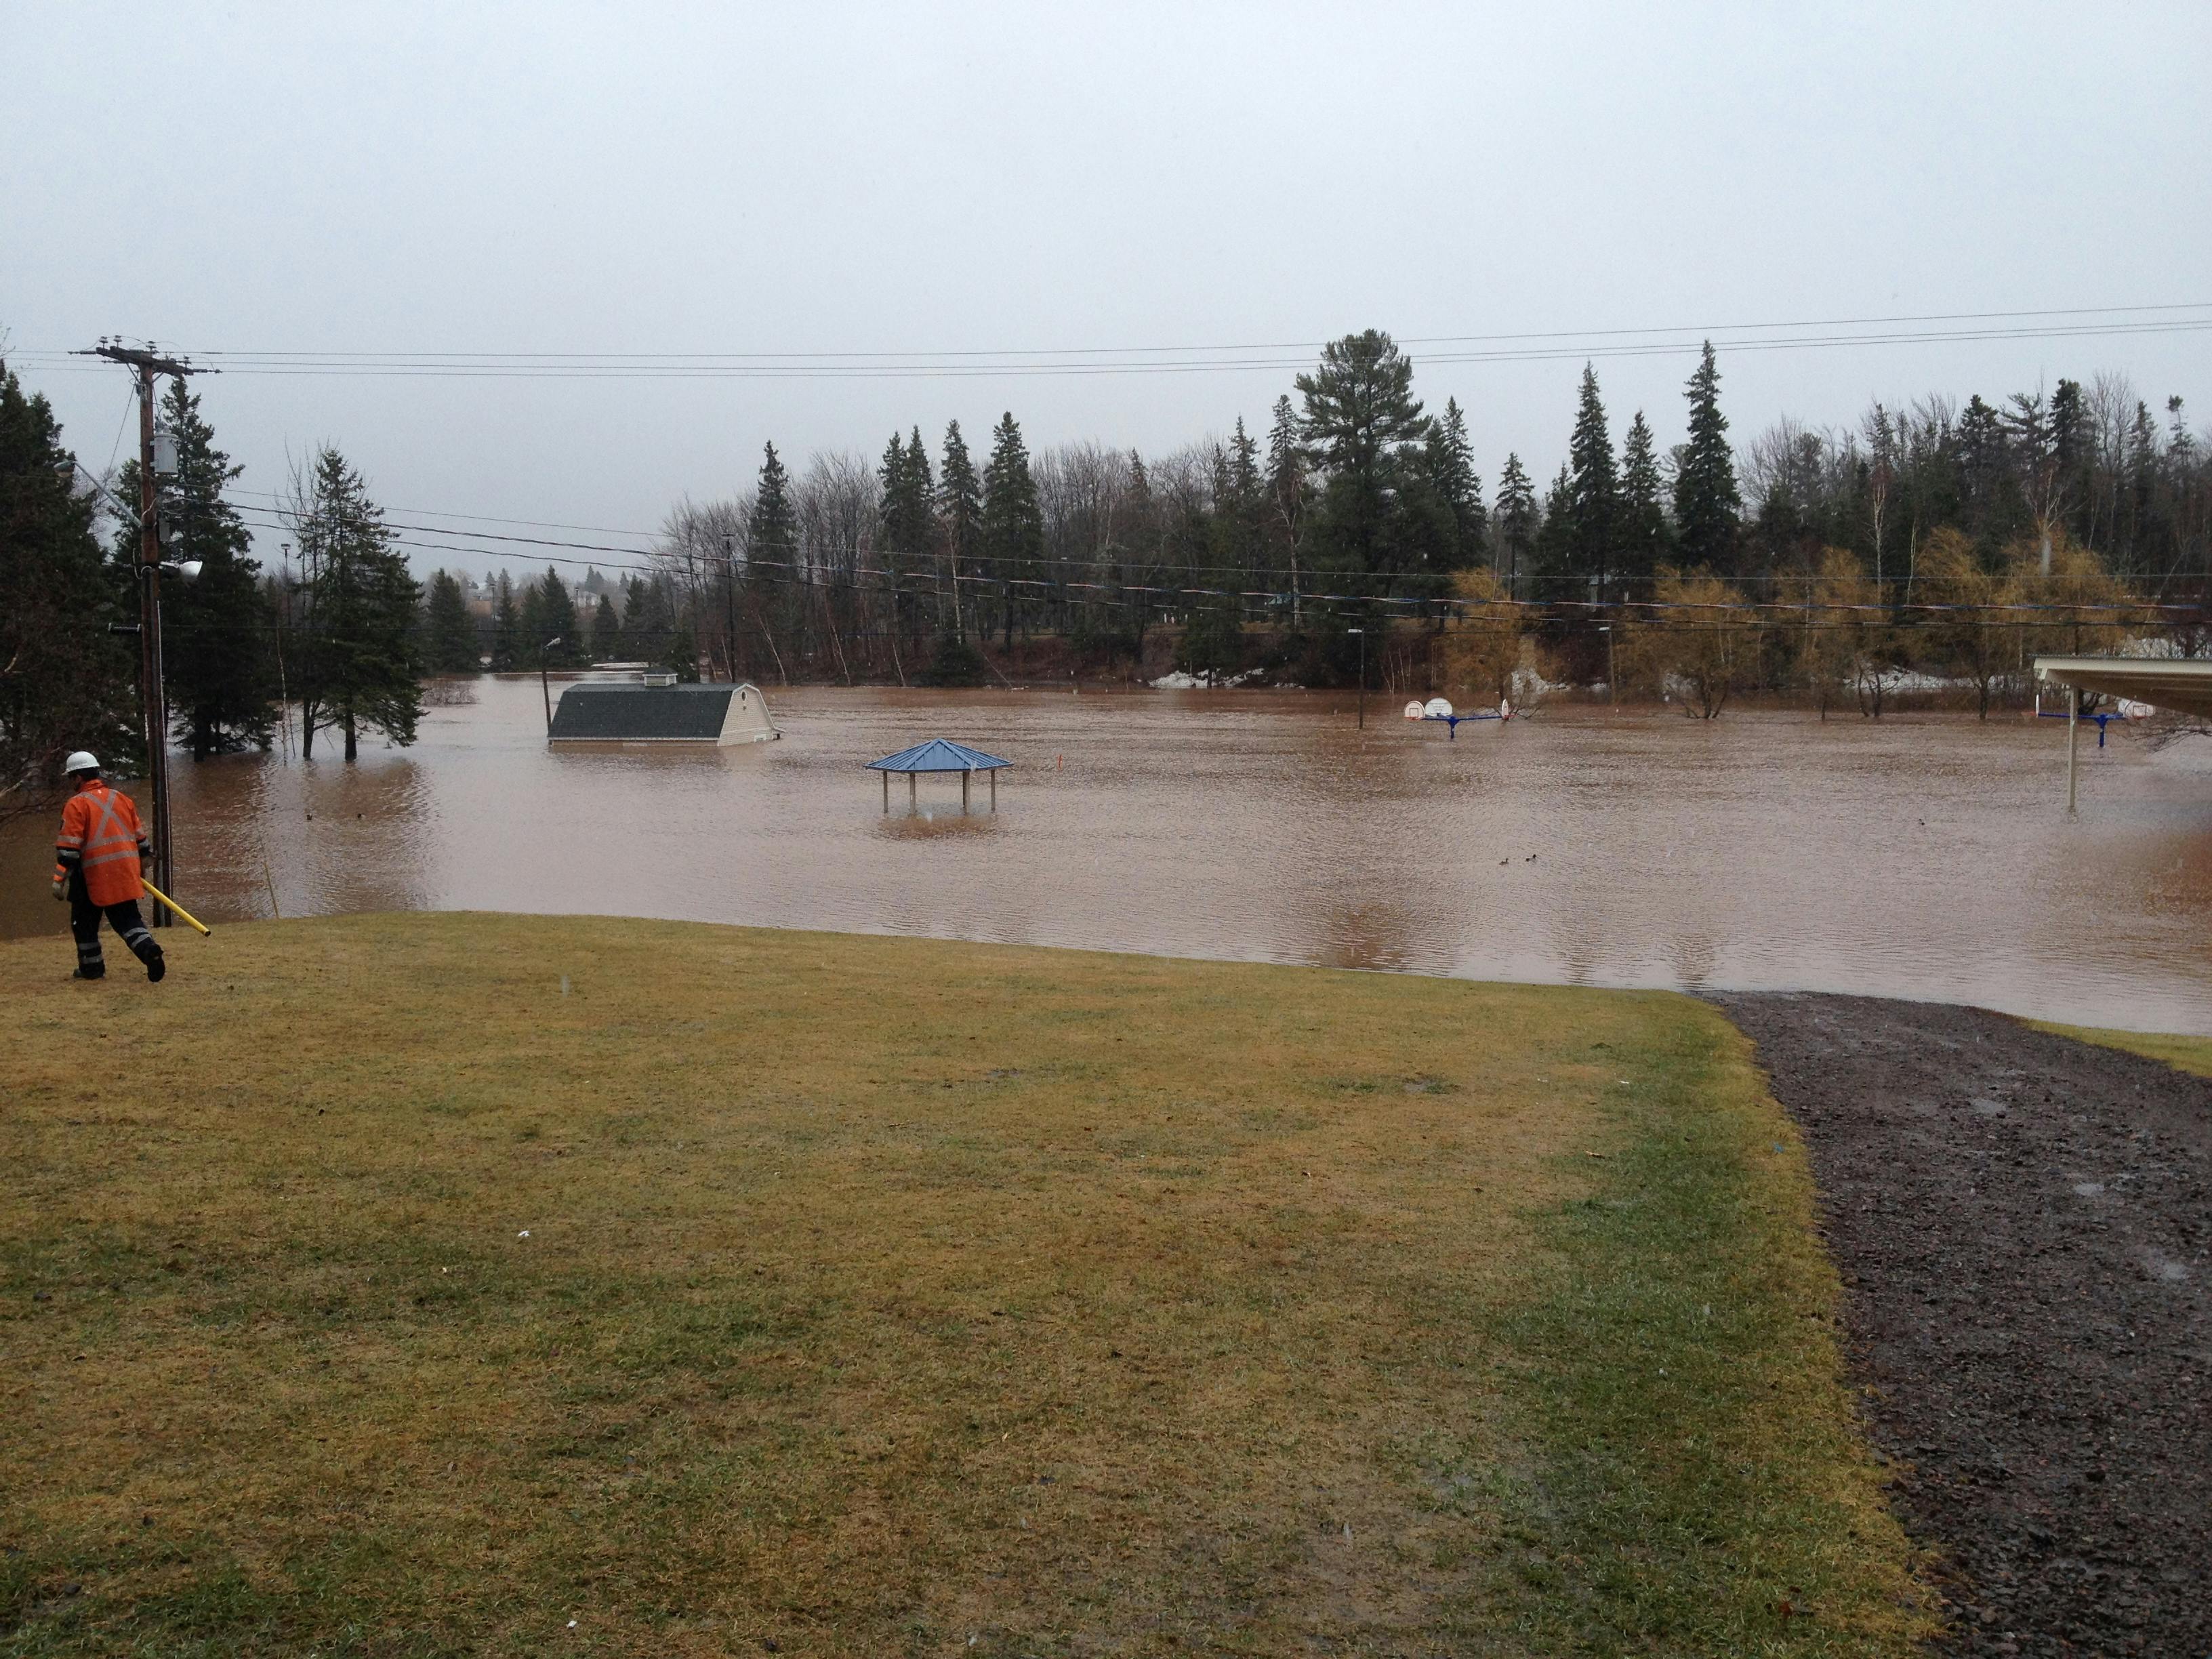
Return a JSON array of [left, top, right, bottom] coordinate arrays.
[[746, 443, 797, 668], [879, 428, 935, 640], [1494, 453, 1538, 598], [289, 446, 422, 762], [422, 570, 480, 673], [1210, 417, 1267, 581], [115, 380, 276, 758], [1673, 341, 1741, 571], [535, 567, 581, 665], [489, 571, 522, 671], [619, 575, 651, 660], [1265, 394, 1308, 620], [1567, 364, 1621, 595], [937, 421, 981, 637], [590, 594, 619, 661], [1618, 410, 1670, 583], [750, 442, 796, 563], [1425, 396, 1486, 568], [980, 412, 1044, 649], [0, 359, 136, 796], [518, 576, 548, 661], [1294, 330, 1427, 580], [1535, 464, 1575, 592]]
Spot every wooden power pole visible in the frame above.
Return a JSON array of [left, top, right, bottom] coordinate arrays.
[[74, 340, 213, 926]]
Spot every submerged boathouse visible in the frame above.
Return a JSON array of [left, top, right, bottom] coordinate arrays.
[[548, 677, 779, 746]]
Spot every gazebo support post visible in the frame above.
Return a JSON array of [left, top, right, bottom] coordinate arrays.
[[882, 771, 889, 814], [2066, 684, 2081, 815], [990, 770, 997, 811], [962, 769, 970, 814], [909, 773, 917, 813]]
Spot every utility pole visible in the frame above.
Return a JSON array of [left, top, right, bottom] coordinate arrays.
[[1347, 627, 1366, 729], [73, 341, 214, 926]]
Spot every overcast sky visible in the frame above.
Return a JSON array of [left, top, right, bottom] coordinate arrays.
[[7, 2, 2210, 579]]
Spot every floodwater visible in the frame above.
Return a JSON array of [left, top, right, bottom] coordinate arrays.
[[6, 678, 2210, 1033]]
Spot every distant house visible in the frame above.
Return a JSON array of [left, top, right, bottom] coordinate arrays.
[[548, 677, 779, 745]]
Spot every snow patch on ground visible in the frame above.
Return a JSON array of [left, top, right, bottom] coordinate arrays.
[[1150, 668, 1264, 690]]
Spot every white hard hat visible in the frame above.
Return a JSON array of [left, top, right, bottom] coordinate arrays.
[[64, 750, 100, 774]]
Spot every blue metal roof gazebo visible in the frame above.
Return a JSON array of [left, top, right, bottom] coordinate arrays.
[[865, 739, 1012, 814]]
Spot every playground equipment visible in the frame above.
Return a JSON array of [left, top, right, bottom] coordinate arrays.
[[1401, 696, 1512, 738]]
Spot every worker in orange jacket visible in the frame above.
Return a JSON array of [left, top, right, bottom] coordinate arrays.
[[52, 750, 165, 983]]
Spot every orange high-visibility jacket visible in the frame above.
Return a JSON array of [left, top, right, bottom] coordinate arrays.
[[54, 779, 148, 906]]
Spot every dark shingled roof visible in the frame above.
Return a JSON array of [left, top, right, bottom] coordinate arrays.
[[549, 683, 735, 741]]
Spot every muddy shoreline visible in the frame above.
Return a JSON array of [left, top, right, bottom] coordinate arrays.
[[1710, 993, 2211, 1656]]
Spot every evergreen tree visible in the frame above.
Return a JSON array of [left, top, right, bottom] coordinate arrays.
[[1265, 394, 1309, 619], [289, 446, 422, 762], [666, 617, 700, 682], [422, 569, 480, 673], [1210, 418, 1267, 581], [590, 593, 619, 660], [1618, 410, 1671, 583], [113, 380, 276, 758], [1295, 329, 1428, 581], [1567, 364, 1621, 594], [937, 421, 982, 637], [619, 575, 651, 659], [750, 441, 796, 563], [1425, 396, 1486, 569], [980, 412, 1044, 648], [518, 575, 549, 660], [1673, 341, 1741, 571], [535, 567, 581, 665], [1174, 596, 1244, 683], [0, 359, 136, 796], [920, 626, 987, 687], [489, 571, 522, 671], [879, 428, 935, 638], [1534, 465, 1576, 593], [1494, 453, 1538, 598]]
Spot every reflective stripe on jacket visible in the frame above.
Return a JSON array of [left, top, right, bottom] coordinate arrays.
[[55, 781, 148, 905]]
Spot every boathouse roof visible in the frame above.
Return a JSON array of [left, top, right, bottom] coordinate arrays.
[[863, 739, 1012, 773]]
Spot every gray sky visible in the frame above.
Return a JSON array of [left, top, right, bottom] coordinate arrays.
[[7, 2, 2211, 578]]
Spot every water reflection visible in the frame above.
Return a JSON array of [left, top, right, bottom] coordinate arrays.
[[3, 678, 2208, 1033]]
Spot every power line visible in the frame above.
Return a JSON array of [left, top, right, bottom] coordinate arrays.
[[15, 304, 2212, 380]]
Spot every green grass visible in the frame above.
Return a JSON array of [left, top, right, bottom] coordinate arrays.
[[0, 914, 1932, 1655], [2028, 1019, 2212, 1078]]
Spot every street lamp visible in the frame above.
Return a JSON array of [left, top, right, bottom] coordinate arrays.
[[1597, 624, 1616, 705], [540, 636, 563, 736], [1347, 627, 1366, 729]]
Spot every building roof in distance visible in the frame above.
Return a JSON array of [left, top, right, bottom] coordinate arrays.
[[865, 738, 1013, 773], [550, 683, 739, 742]]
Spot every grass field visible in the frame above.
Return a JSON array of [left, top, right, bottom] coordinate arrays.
[[1, 914, 1932, 1656], [2030, 1019, 2212, 1078]]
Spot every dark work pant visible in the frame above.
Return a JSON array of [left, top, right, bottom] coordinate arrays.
[[68, 878, 159, 977]]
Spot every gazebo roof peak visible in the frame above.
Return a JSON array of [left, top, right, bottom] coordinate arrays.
[[864, 738, 1013, 773]]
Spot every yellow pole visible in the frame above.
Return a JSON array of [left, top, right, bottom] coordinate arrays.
[[142, 879, 211, 936]]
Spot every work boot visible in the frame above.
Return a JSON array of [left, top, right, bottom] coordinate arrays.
[[144, 947, 165, 984], [72, 968, 104, 981]]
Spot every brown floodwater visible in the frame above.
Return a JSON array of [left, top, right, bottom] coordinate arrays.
[[6, 678, 2210, 1032]]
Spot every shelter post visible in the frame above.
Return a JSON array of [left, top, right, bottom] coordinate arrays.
[[962, 770, 970, 813], [882, 771, 889, 813], [990, 770, 997, 811], [2067, 685, 2080, 815], [909, 773, 917, 813]]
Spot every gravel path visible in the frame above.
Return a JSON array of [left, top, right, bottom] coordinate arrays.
[[1706, 994, 2211, 1658]]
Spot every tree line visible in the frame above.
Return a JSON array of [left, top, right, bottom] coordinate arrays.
[[8, 330, 2212, 810]]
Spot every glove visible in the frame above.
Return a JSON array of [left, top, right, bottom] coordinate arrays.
[[52, 876, 67, 901]]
